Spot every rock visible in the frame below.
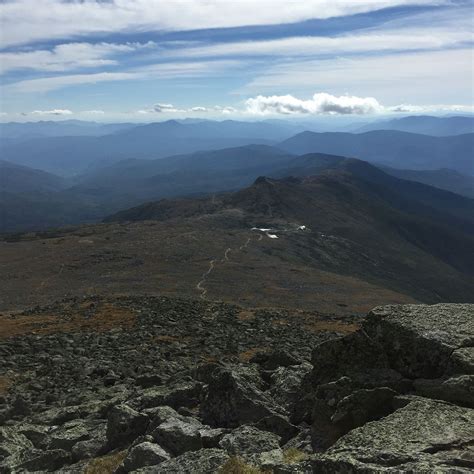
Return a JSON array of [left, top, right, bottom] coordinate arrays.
[[448, 347, 474, 375], [106, 404, 149, 448], [18, 448, 71, 472], [269, 362, 313, 414], [151, 416, 203, 455], [330, 387, 398, 429], [0, 427, 34, 472], [250, 350, 300, 370], [137, 448, 230, 473], [414, 375, 474, 407], [129, 381, 202, 411], [254, 414, 299, 444], [219, 425, 284, 469], [311, 331, 389, 386], [136, 374, 163, 388], [283, 427, 313, 455], [49, 419, 103, 451], [144, 406, 181, 432], [312, 398, 474, 472], [198, 427, 228, 448], [71, 437, 106, 461], [200, 365, 284, 427], [365, 303, 474, 379], [219, 425, 281, 455], [119, 442, 170, 472]]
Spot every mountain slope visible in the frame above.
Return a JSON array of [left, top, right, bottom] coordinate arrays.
[[279, 130, 474, 175], [0, 160, 67, 193], [380, 167, 474, 199], [105, 165, 474, 303]]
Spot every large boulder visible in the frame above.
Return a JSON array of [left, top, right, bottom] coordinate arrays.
[[312, 398, 474, 472], [151, 416, 204, 455], [106, 404, 149, 448], [128, 381, 203, 411], [364, 304, 474, 379], [136, 448, 230, 473], [219, 425, 281, 455], [199, 364, 285, 428], [119, 442, 170, 472], [219, 425, 283, 469]]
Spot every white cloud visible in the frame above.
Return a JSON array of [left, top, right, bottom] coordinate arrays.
[[29, 109, 73, 116], [214, 106, 238, 115], [137, 103, 237, 115], [246, 93, 383, 115], [82, 110, 105, 114], [0, 1, 446, 48], [0, 42, 154, 75], [152, 103, 181, 113], [388, 104, 474, 113]]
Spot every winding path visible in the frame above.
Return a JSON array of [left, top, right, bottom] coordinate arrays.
[[196, 233, 262, 300]]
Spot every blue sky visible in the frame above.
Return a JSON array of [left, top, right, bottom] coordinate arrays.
[[0, 0, 473, 122]]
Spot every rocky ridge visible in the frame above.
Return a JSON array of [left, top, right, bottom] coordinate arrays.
[[0, 299, 472, 473]]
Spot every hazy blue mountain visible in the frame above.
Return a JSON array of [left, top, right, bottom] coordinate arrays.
[[354, 115, 474, 136], [0, 120, 136, 141], [380, 167, 474, 199], [279, 130, 474, 175], [0, 160, 67, 193], [0, 120, 302, 175]]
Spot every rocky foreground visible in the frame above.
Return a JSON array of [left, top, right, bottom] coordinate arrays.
[[0, 298, 473, 473]]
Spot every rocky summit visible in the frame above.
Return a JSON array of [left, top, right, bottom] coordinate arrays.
[[0, 299, 473, 473]]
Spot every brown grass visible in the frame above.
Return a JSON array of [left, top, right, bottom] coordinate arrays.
[[218, 457, 265, 474], [0, 375, 12, 395], [0, 303, 136, 340], [237, 310, 255, 321], [84, 450, 127, 474], [304, 321, 359, 334], [283, 448, 309, 464], [238, 347, 268, 363]]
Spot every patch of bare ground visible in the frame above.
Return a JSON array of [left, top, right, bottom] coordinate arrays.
[[239, 347, 268, 362], [0, 302, 136, 340], [0, 375, 13, 396], [84, 451, 127, 474]]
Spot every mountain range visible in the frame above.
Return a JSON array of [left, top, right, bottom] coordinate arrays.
[[1, 116, 473, 176], [1, 143, 473, 233]]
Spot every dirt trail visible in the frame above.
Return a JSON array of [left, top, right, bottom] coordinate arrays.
[[196, 233, 262, 299]]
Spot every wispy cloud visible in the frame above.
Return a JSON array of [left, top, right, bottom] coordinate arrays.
[[166, 30, 471, 60], [5, 59, 246, 93], [7, 72, 138, 93], [239, 48, 473, 106], [0, 1, 446, 47], [0, 42, 154, 75]]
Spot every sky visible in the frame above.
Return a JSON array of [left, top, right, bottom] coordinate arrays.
[[0, 0, 473, 122]]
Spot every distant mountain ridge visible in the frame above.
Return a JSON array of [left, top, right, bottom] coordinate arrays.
[[2, 144, 473, 233], [355, 115, 474, 136], [279, 130, 474, 175]]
